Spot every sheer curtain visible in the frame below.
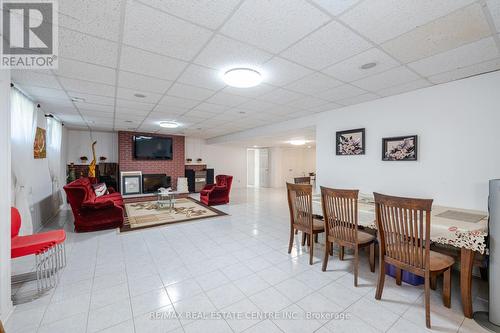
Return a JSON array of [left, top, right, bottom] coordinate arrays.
[[46, 117, 62, 210], [11, 87, 35, 235]]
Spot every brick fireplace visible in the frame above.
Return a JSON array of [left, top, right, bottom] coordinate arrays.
[[118, 131, 185, 190]]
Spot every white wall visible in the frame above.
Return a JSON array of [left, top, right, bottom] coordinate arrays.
[[0, 70, 12, 322], [210, 71, 500, 211], [185, 138, 247, 188], [66, 129, 118, 164], [269, 147, 316, 188]]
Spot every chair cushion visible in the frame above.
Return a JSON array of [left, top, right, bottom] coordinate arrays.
[[313, 219, 325, 231], [327, 228, 375, 244], [11, 230, 66, 258]]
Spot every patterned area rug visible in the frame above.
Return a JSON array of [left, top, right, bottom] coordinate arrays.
[[120, 197, 227, 232]]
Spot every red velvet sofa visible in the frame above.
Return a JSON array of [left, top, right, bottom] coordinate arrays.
[[64, 178, 124, 232], [200, 175, 233, 206]]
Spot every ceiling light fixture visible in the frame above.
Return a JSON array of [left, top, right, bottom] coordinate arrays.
[[289, 140, 306, 146], [360, 62, 377, 70], [134, 93, 147, 98], [159, 121, 179, 128], [71, 97, 85, 103], [223, 68, 262, 88]]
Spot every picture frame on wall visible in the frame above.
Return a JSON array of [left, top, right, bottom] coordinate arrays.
[[382, 135, 418, 161], [122, 175, 142, 195], [336, 128, 365, 155]]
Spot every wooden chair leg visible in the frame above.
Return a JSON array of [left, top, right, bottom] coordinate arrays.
[[306, 233, 311, 247], [375, 257, 385, 300], [309, 234, 314, 265], [430, 274, 437, 290], [322, 240, 329, 271], [354, 246, 359, 287], [301, 232, 306, 246], [425, 272, 431, 328], [288, 228, 294, 254], [395, 268, 402, 286], [329, 242, 333, 256], [443, 267, 451, 308], [339, 246, 344, 260], [314, 233, 318, 243], [295, 229, 298, 235], [369, 243, 375, 273]]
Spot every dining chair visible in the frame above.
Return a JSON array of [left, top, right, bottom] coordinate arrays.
[[320, 187, 375, 286], [294, 176, 311, 185], [373, 193, 454, 329], [286, 183, 325, 265]]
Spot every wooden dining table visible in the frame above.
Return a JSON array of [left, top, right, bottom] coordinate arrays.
[[312, 194, 488, 318]]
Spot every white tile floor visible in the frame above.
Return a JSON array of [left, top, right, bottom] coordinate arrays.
[[6, 188, 490, 333]]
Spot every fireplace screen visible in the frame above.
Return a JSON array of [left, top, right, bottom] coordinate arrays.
[[142, 174, 171, 194]]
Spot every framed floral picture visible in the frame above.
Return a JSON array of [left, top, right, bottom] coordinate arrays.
[[382, 135, 418, 161], [336, 128, 365, 155]]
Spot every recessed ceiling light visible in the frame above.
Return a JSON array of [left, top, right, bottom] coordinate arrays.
[[223, 68, 262, 88], [134, 93, 147, 98], [71, 97, 85, 103], [159, 121, 179, 128], [238, 111, 246, 114], [124, 120, 133, 123], [360, 62, 377, 70]]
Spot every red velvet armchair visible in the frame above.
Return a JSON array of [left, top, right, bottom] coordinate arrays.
[[200, 175, 233, 206], [64, 178, 124, 232]]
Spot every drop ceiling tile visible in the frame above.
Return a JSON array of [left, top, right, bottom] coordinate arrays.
[[315, 84, 366, 101], [70, 93, 115, 106], [117, 87, 163, 104], [78, 103, 115, 113], [377, 79, 432, 97], [287, 96, 329, 109], [281, 21, 372, 69], [487, 0, 500, 32], [55, 58, 116, 85], [191, 102, 229, 113], [167, 83, 215, 101], [12, 71, 61, 89], [306, 102, 342, 113], [322, 48, 400, 82], [22, 86, 68, 100], [59, 0, 122, 41], [262, 57, 313, 86], [311, 0, 361, 16], [220, 0, 330, 53], [408, 37, 499, 76], [123, 1, 212, 61], [194, 34, 272, 70], [382, 4, 491, 64], [351, 66, 420, 91], [59, 78, 115, 97], [428, 58, 500, 84], [212, 111, 246, 121], [177, 64, 226, 90], [266, 104, 304, 116], [59, 28, 118, 67], [116, 98, 156, 112], [340, 0, 477, 43], [158, 95, 200, 109], [80, 110, 114, 119], [183, 109, 218, 119], [337, 93, 379, 106], [222, 84, 276, 98], [118, 71, 172, 94], [149, 109, 186, 120], [120, 46, 188, 80], [138, 0, 241, 29], [238, 99, 278, 112], [259, 88, 304, 104], [205, 91, 249, 106], [284, 72, 343, 94]]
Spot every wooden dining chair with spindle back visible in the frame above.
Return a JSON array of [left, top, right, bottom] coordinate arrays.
[[374, 193, 455, 328], [320, 187, 375, 286], [294, 176, 311, 185], [286, 183, 324, 265]]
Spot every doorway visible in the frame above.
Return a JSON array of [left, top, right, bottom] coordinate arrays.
[[246, 148, 270, 188]]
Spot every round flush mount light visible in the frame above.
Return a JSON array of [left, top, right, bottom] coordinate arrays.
[[289, 140, 306, 146], [223, 68, 262, 88], [159, 121, 179, 128], [360, 62, 377, 70]]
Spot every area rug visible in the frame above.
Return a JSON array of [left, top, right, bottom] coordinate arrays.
[[120, 197, 227, 232]]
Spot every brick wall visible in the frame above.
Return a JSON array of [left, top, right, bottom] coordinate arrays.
[[118, 131, 185, 190]]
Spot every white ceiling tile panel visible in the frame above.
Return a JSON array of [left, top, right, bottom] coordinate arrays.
[[12, 71, 61, 89], [183, 110, 219, 119], [138, 0, 241, 29], [323, 48, 401, 82], [158, 95, 200, 109], [382, 4, 491, 64], [77, 103, 115, 113], [377, 79, 432, 97], [220, 0, 330, 53], [284, 72, 343, 94], [351, 66, 420, 91], [59, 28, 118, 67], [167, 83, 216, 101], [281, 21, 372, 69], [337, 93, 379, 106], [177, 64, 226, 90], [265, 104, 303, 116], [259, 88, 305, 104], [22, 86, 68, 100], [311, 0, 362, 16], [238, 99, 278, 112], [123, 1, 212, 61], [340, 0, 477, 43], [306, 102, 342, 113], [487, 0, 500, 32], [205, 92, 249, 106], [191, 103, 230, 114], [55, 59, 117, 85], [118, 71, 172, 94], [222, 84, 276, 98], [120, 46, 188, 80], [288, 96, 329, 109], [70, 93, 115, 106], [427, 58, 500, 84], [315, 84, 367, 101], [408, 37, 499, 76], [194, 35, 272, 70], [116, 98, 156, 111], [262, 57, 313, 86], [117, 87, 163, 104], [59, 0, 123, 41], [59, 78, 115, 97]]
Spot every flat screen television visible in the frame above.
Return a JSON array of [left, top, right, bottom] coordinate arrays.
[[133, 135, 173, 160]]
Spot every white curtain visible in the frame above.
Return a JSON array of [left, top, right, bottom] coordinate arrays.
[[11, 88, 36, 235], [46, 117, 62, 211]]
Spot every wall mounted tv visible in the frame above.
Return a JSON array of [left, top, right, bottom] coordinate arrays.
[[133, 135, 173, 160]]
